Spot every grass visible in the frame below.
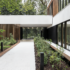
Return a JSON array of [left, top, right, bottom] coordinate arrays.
[[0, 46, 11, 50]]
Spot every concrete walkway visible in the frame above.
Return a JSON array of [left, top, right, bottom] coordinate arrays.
[[0, 41, 36, 70]]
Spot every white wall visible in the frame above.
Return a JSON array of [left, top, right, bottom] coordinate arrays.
[[47, 4, 70, 28], [53, 4, 70, 26], [0, 15, 52, 27]]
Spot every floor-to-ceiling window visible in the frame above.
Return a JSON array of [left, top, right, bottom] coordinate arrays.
[[47, 2, 53, 15], [57, 21, 70, 51], [67, 21, 70, 50], [58, 0, 70, 12], [58, 24, 61, 46], [63, 23, 65, 48]]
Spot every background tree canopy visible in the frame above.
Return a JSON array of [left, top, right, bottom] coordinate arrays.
[[0, 0, 22, 14], [0, 0, 47, 15]]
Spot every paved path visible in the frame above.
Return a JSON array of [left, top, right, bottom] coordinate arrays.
[[0, 41, 36, 70]]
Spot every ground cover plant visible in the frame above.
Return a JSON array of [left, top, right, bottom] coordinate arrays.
[[0, 33, 16, 52], [34, 35, 70, 70]]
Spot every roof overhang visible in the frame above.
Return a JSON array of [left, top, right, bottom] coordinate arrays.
[[0, 15, 52, 27]]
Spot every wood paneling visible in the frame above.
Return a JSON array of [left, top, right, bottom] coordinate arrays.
[[0, 24, 20, 41], [53, 0, 58, 16], [47, 0, 58, 16]]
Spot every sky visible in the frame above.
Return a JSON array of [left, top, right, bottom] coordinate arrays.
[[22, 0, 27, 4], [22, 0, 24, 3]]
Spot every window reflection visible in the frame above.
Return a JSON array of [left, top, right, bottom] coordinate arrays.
[[63, 23, 65, 48], [58, 24, 61, 46], [67, 21, 70, 50], [58, 0, 69, 12]]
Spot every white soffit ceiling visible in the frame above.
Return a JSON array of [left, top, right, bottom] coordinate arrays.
[[0, 15, 52, 27]]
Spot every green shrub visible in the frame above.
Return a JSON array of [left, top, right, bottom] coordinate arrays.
[[34, 36, 50, 65], [9, 33, 16, 45], [0, 33, 16, 46], [34, 36, 64, 67]]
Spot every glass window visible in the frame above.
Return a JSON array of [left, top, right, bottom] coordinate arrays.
[[58, 0, 60, 11], [49, 2, 53, 15], [64, 0, 66, 7], [62, 0, 64, 9], [58, 24, 61, 46], [63, 23, 65, 48], [58, 0, 69, 12], [69, 0, 70, 3], [61, 0, 63, 10], [67, 0, 70, 4], [65, 0, 67, 6], [67, 21, 70, 50]]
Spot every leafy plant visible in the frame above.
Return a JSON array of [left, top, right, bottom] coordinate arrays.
[[0, 29, 5, 37], [9, 33, 16, 45]]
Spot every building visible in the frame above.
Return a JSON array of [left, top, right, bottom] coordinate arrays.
[[0, 0, 70, 60], [45, 0, 70, 49]]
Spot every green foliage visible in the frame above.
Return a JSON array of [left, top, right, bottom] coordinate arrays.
[[0, 33, 16, 46], [9, 33, 16, 45], [0, 0, 36, 15], [0, 0, 22, 14], [0, 29, 5, 37], [34, 35, 64, 69], [23, 27, 41, 39], [44, 53, 48, 65], [49, 52, 61, 65], [0, 37, 10, 45], [56, 44, 64, 57], [35, 0, 47, 15], [34, 36, 50, 65], [23, 0, 36, 15], [52, 65, 54, 68], [0, 45, 11, 50]]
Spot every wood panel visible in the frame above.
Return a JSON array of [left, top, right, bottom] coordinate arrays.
[[13, 25, 15, 39], [0, 24, 3, 40], [6, 24, 9, 38], [53, 0, 58, 16], [0, 24, 20, 41], [47, 0, 58, 16], [3, 24, 7, 38]]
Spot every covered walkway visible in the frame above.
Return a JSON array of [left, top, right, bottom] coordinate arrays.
[[0, 41, 36, 70]]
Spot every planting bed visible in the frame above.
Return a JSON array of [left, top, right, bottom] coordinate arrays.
[[34, 36, 70, 70], [0, 46, 11, 53], [0, 42, 20, 57], [35, 44, 70, 70]]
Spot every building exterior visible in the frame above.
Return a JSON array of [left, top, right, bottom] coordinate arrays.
[[0, 0, 70, 60], [46, 0, 70, 50], [0, 24, 20, 41]]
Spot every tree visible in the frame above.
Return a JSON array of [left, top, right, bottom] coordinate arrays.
[[0, 0, 36, 15], [22, 0, 36, 15], [0, 0, 22, 15], [35, 0, 47, 15]]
